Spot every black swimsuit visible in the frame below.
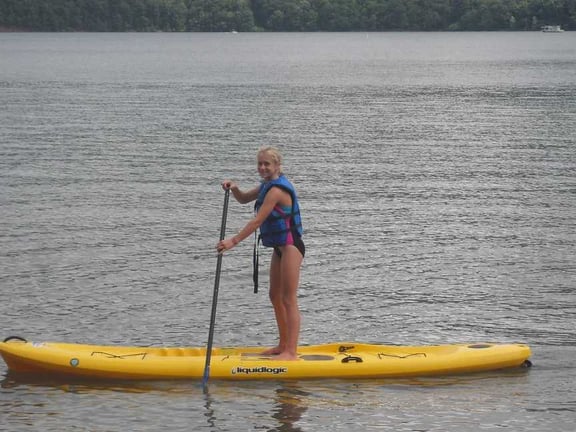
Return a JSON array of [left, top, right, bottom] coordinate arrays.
[[273, 236, 305, 258]]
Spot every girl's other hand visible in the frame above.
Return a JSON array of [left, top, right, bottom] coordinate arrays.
[[222, 180, 235, 191]]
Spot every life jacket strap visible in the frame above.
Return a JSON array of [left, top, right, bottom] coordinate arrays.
[[253, 233, 260, 294]]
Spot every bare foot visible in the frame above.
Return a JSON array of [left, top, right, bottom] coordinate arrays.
[[260, 346, 282, 355], [271, 352, 299, 361]]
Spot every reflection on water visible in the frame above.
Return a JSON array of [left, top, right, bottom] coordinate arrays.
[[203, 389, 218, 431], [0, 363, 574, 430], [0, 369, 537, 432], [2, 372, 312, 431], [203, 382, 310, 432], [270, 384, 310, 432], [1, 369, 534, 432]]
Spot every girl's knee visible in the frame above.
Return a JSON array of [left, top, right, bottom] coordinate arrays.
[[281, 294, 298, 309], [269, 288, 284, 305]]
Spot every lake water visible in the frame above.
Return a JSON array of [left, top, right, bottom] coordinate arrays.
[[1, 32, 575, 431]]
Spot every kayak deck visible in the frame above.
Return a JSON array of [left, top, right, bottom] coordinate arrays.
[[0, 337, 532, 381]]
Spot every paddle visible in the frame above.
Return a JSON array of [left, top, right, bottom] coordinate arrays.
[[202, 188, 230, 389]]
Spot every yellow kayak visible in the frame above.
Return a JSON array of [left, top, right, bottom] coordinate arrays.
[[0, 336, 531, 381]]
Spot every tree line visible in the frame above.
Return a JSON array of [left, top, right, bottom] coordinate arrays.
[[0, 0, 574, 32]]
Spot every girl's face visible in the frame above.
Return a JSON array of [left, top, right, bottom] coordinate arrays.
[[257, 152, 280, 181]]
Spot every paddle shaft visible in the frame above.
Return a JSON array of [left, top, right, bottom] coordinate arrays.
[[202, 188, 230, 388]]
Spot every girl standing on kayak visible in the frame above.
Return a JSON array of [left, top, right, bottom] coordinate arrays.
[[216, 147, 304, 361]]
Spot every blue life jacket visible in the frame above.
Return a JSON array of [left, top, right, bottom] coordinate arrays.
[[254, 175, 303, 247]]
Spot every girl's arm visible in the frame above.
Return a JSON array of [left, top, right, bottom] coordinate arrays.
[[217, 187, 284, 253], [223, 180, 260, 204]]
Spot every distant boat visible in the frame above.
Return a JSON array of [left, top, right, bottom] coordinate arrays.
[[541, 25, 564, 33]]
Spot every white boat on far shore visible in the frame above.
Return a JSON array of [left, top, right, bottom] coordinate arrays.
[[541, 25, 565, 32]]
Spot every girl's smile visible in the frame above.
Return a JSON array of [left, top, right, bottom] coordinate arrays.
[[258, 154, 280, 181]]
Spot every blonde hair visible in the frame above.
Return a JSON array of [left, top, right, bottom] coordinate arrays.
[[258, 146, 283, 171]]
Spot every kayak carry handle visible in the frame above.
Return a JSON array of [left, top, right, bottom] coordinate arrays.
[[342, 356, 363, 363], [3, 336, 27, 343]]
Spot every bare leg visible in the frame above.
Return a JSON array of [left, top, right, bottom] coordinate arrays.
[[270, 245, 302, 361], [261, 251, 286, 355]]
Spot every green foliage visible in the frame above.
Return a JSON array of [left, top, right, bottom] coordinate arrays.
[[187, 0, 254, 31], [251, 0, 318, 31], [0, 0, 574, 32]]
